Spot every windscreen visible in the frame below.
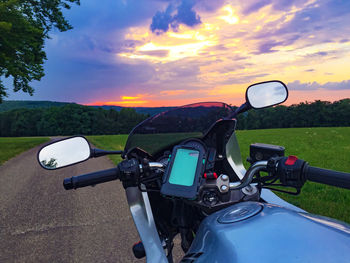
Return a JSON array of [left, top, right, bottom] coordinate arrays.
[[124, 102, 234, 156]]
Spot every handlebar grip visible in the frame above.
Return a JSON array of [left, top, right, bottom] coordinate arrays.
[[304, 165, 350, 190], [63, 167, 119, 190]]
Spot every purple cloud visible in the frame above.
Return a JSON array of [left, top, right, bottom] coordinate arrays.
[[150, 4, 175, 33], [243, 0, 271, 15], [272, 0, 305, 11], [150, 0, 201, 34], [276, 0, 350, 36], [288, 80, 350, 91], [256, 40, 284, 54], [242, 0, 306, 15], [219, 73, 270, 85], [253, 34, 300, 54], [174, 0, 201, 27], [195, 0, 225, 12], [304, 51, 329, 57], [138, 50, 170, 57]]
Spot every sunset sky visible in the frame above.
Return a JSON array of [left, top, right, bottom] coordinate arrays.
[[6, 0, 350, 107]]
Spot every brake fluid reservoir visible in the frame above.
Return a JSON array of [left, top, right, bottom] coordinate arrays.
[[217, 202, 263, 224]]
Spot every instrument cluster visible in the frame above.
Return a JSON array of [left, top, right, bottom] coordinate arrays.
[[155, 138, 259, 212]]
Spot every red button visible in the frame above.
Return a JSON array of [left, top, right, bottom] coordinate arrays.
[[285, 155, 298, 165]]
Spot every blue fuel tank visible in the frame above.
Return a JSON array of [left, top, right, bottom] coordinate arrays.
[[183, 202, 350, 263]]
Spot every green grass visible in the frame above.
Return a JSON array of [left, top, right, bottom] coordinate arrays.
[[236, 127, 350, 223], [0, 137, 50, 165], [88, 127, 350, 223]]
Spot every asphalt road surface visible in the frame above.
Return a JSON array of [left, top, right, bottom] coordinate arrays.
[[0, 143, 144, 262]]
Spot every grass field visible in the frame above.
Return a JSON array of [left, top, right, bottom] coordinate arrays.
[[235, 127, 350, 223], [90, 127, 350, 223], [0, 137, 49, 165]]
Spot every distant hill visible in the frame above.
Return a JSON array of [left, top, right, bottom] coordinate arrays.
[[1, 100, 175, 116], [0, 100, 73, 112]]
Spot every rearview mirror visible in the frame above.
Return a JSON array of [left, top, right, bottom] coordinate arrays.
[[38, 136, 91, 170], [246, 81, 288, 109]]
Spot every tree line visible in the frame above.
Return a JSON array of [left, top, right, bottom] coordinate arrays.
[[236, 99, 350, 129], [0, 104, 147, 137], [0, 99, 348, 137]]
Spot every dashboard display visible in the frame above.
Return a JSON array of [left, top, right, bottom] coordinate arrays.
[[169, 148, 199, 186]]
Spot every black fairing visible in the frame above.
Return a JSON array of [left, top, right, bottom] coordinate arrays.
[[124, 102, 234, 158]]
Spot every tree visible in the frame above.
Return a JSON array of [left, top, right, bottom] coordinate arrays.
[[0, 0, 80, 102]]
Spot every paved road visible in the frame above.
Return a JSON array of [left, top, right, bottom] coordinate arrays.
[[0, 143, 143, 262]]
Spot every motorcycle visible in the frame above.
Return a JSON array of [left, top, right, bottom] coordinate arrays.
[[37, 80, 350, 263]]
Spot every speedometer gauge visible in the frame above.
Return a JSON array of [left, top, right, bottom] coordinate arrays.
[[183, 139, 206, 153]]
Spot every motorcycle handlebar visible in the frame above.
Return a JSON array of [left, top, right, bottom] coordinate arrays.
[[243, 157, 350, 191], [304, 165, 350, 190], [62, 160, 164, 191], [63, 167, 119, 190], [62, 157, 350, 192]]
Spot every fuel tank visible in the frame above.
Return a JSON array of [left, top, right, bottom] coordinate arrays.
[[183, 202, 350, 263]]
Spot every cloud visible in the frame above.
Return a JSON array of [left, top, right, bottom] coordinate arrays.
[[218, 73, 270, 85], [256, 40, 284, 54], [160, 89, 186, 95], [272, 0, 304, 11], [150, 0, 201, 34], [288, 80, 350, 91], [252, 34, 300, 54], [246, 0, 350, 55], [194, 0, 225, 12], [275, 0, 350, 36], [243, 0, 307, 15], [7, 0, 350, 106], [27, 52, 157, 102], [150, 4, 174, 33], [67, 0, 165, 31], [175, 0, 201, 27], [243, 0, 271, 15], [304, 51, 329, 57], [138, 50, 169, 57]]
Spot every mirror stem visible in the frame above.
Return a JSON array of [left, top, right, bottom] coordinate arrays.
[[229, 102, 251, 119], [91, 148, 123, 158]]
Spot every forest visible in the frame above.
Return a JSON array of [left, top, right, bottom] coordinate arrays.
[[0, 99, 349, 137], [0, 104, 147, 136], [236, 99, 350, 130]]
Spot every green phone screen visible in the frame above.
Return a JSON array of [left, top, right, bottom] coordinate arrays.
[[169, 148, 199, 186]]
